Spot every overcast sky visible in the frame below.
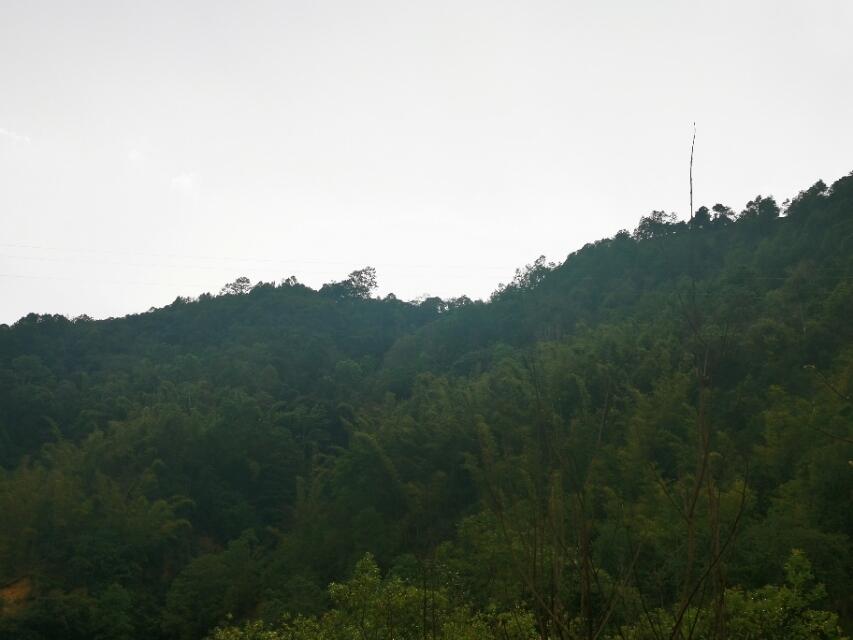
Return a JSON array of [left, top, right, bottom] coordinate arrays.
[[2, 0, 852, 324]]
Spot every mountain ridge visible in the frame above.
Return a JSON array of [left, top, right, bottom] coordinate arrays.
[[0, 171, 851, 639]]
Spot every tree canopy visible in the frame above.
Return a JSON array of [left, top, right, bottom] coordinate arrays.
[[0, 172, 851, 639]]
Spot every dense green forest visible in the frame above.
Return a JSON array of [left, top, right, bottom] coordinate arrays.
[[1, 173, 852, 639]]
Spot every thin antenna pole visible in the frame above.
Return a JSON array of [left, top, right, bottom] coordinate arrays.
[[689, 123, 696, 221]]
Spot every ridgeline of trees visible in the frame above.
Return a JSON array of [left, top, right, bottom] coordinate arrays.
[[1, 173, 851, 639]]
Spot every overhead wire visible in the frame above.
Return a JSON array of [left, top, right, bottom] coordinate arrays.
[[0, 243, 513, 271]]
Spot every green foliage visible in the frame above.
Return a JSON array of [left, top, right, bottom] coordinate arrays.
[[616, 551, 847, 639], [207, 553, 538, 640], [163, 532, 263, 640], [319, 267, 378, 300], [1, 172, 852, 638]]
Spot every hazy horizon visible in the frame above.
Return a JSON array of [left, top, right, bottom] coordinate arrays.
[[3, 0, 852, 324]]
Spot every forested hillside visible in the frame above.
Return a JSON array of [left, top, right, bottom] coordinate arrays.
[[1, 173, 851, 639]]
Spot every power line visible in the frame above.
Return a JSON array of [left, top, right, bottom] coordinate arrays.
[[0, 254, 351, 276], [0, 243, 514, 271], [0, 272, 211, 288]]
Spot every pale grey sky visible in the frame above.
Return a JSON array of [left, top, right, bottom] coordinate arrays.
[[2, 0, 852, 324]]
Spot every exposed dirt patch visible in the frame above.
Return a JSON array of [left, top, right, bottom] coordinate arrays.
[[0, 577, 33, 617]]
